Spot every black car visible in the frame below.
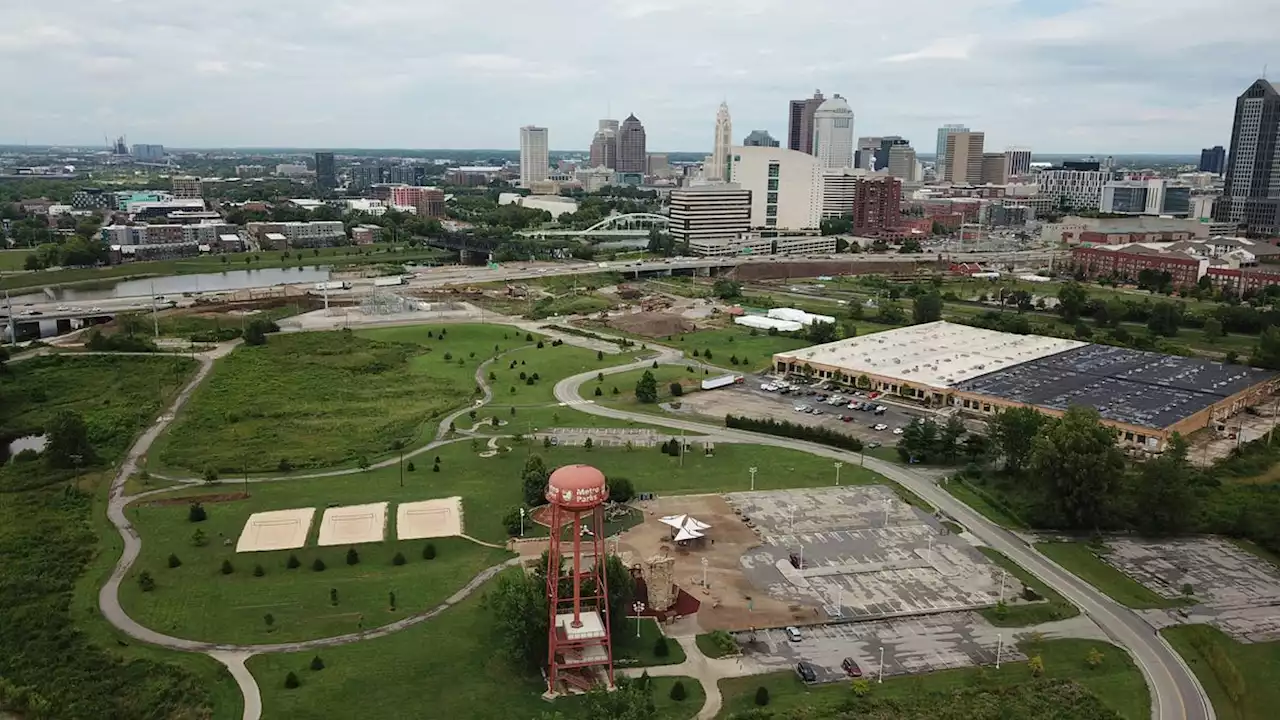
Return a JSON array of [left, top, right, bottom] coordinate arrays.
[[796, 661, 817, 683]]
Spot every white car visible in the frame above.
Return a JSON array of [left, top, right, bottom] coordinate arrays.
[[892, 427, 905, 435], [785, 626, 802, 642], [794, 405, 809, 412], [873, 423, 888, 431]]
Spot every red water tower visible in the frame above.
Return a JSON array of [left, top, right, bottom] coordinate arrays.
[[544, 464, 614, 694]]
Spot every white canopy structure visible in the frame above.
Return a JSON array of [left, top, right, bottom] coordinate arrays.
[[673, 527, 704, 542], [660, 514, 712, 541]]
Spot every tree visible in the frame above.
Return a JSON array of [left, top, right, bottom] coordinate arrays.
[[850, 678, 871, 697], [1086, 648, 1105, 668], [346, 547, 360, 565], [502, 506, 525, 536], [653, 636, 669, 657], [203, 466, 219, 484], [754, 686, 770, 706], [220, 559, 234, 575], [310, 656, 325, 671], [423, 543, 436, 560], [137, 571, 156, 592], [486, 565, 549, 671], [1203, 317, 1224, 339], [1131, 433, 1196, 535], [989, 406, 1045, 475], [669, 382, 684, 397], [938, 415, 966, 462], [44, 409, 93, 469], [191, 528, 208, 547], [1029, 406, 1126, 529], [167, 553, 182, 568], [669, 680, 686, 701], [912, 291, 943, 324], [584, 675, 653, 719], [713, 279, 743, 299], [807, 320, 838, 344], [243, 319, 271, 346], [1057, 282, 1089, 323], [264, 613, 274, 629], [188, 501, 207, 522], [1147, 301, 1183, 337], [522, 454, 550, 506], [609, 476, 635, 503], [1251, 326, 1280, 370], [284, 672, 300, 689], [584, 437, 594, 450], [1028, 655, 1045, 677], [635, 370, 659, 403], [312, 557, 326, 571]]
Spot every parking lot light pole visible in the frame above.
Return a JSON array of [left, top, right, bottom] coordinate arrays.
[[996, 633, 1003, 669], [789, 504, 795, 535], [701, 557, 709, 588], [833, 461, 843, 486], [749, 466, 758, 491], [878, 646, 884, 683], [999, 569, 1006, 603], [519, 507, 525, 537], [927, 535, 933, 560], [633, 602, 646, 637]]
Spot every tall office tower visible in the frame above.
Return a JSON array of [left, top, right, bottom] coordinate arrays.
[[646, 153, 670, 177], [519, 125, 550, 187], [981, 153, 1007, 184], [727, 146, 823, 232], [852, 176, 903, 234], [668, 185, 752, 245], [171, 176, 203, 199], [314, 152, 336, 196], [1004, 148, 1032, 178], [589, 119, 618, 170], [132, 144, 165, 161], [887, 143, 918, 181], [787, 90, 825, 154], [856, 137, 883, 170], [1199, 145, 1226, 175], [878, 137, 909, 171], [616, 114, 647, 173], [935, 124, 969, 179], [942, 131, 985, 184], [742, 130, 779, 147], [812, 94, 855, 170], [1215, 80, 1280, 235], [709, 102, 733, 181]]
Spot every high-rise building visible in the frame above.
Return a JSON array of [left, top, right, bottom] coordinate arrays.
[[981, 153, 1007, 184], [617, 114, 647, 173], [314, 152, 336, 196], [855, 137, 882, 170], [727, 146, 822, 232], [1215, 80, 1280, 235], [1039, 162, 1112, 210], [942, 131, 985, 184], [887, 143, 918, 182], [935, 124, 968, 179], [709, 102, 733, 181], [743, 130, 779, 147], [171, 176, 203, 200], [348, 165, 384, 190], [787, 90, 825, 154], [668, 185, 752, 246], [1100, 179, 1192, 217], [852, 176, 902, 235], [589, 119, 618, 170], [812, 95, 855, 170], [1199, 146, 1226, 175], [647, 153, 670, 177], [132, 144, 165, 161], [519, 125, 549, 188], [1004, 148, 1032, 178], [878, 137, 909, 172], [389, 186, 446, 218]]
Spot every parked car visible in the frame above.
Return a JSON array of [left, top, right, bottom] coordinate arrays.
[[874, 406, 887, 415], [842, 657, 863, 677], [874, 423, 888, 431], [892, 427, 904, 435], [785, 626, 803, 642], [867, 441, 882, 449], [841, 415, 853, 422], [796, 661, 817, 682]]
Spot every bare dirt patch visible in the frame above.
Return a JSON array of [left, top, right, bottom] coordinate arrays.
[[606, 311, 695, 338]]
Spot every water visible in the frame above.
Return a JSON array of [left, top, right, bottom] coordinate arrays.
[[10, 266, 332, 304], [8, 434, 47, 456]]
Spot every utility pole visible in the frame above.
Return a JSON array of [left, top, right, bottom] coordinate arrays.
[[4, 290, 14, 346], [995, 633, 1003, 669], [149, 281, 159, 339]]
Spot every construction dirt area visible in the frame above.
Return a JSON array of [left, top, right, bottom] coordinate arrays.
[[1187, 400, 1280, 467]]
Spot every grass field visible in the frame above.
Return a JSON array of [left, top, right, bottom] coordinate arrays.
[[477, 340, 642, 415], [614, 617, 687, 668], [1036, 542, 1188, 609], [115, 303, 310, 341], [598, 364, 714, 408], [246, 580, 702, 720], [154, 325, 518, 473], [0, 248, 28, 271], [976, 548, 1080, 626], [1162, 625, 1280, 720], [661, 326, 810, 372], [944, 478, 1032, 530], [718, 638, 1148, 720], [0, 243, 449, 291]]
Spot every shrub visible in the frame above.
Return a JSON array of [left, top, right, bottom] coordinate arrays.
[[406, 461, 415, 472], [1086, 648, 1105, 668], [310, 656, 325, 671], [754, 686, 770, 706], [284, 672, 300, 689], [423, 543, 436, 560], [346, 547, 360, 565], [312, 557, 326, 572], [202, 467, 219, 484], [167, 553, 182, 569], [188, 502, 207, 522], [253, 564, 265, 577], [519, 371, 527, 380], [525, 377, 535, 386], [432, 462, 440, 472], [669, 382, 684, 397], [330, 588, 339, 605], [277, 458, 293, 472], [502, 507, 524, 536], [287, 554, 301, 569], [597, 350, 604, 360], [536, 341, 544, 349], [851, 678, 871, 697], [725, 414, 864, 453], [525, 333, 533, 341], [264, 613, 274, 628], [220, 559, 234, 575], [443, 352, 453, 361], [609, 477, 635, 503], [191, 528, 208, 547], [138, 571, 156, 592], [669, 680, 686, 701], [612, 387, 620, 395], [393, 551, 406, 566], [653, 636, 669, 657], [1028, 655, 1044, 677]]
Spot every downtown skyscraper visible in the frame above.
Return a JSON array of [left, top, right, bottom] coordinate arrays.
[[616, 114, 647, 174], [1215, 79, 1280, 236], [709, 102, 733, 181], [519, 126, 549, 187], [934, 124, 968, 179], [787, 90, 825, 154]]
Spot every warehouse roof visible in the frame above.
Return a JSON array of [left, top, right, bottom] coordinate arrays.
[[773, 321, 1086, 389], [954, 345, 1277, 429]]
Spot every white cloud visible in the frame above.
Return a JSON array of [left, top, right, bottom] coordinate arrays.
[[0, 0, 1277, 152]]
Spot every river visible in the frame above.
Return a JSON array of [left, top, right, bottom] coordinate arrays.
[[9, 266, 332, 304]]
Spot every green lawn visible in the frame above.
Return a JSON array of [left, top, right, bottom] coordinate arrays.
[[478, 340, 642, 418], [662, 326, 811, 372], [1036, 542, 1188, 609], [1162, 624, 1280, 720], [614, 617, 687, 668], [696, 631, 739, 659], [598, 364, 714, 408], [718, 638, 1148, 720], [247, 584, 702, 720], [943, 477, 1031, 530], [0, 248, 28, 271], [0, 242, 449, 291], [153, 324, 519, 473], [114, 303, 310, 341], [976, 548, 1080, 626]]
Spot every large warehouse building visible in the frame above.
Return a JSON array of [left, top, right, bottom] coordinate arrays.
[[772, 321, 1279, 452]]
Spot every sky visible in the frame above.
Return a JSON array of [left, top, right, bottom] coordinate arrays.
[[2, 0, 1277, 154]]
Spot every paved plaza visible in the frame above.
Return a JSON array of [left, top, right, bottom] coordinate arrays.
[[736, 611, 1025, 685], [724, 487, 1017, 622], [1105, 537, 1280, 642]]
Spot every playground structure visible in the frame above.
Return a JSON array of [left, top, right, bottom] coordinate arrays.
[[544, 464, 615, 695]]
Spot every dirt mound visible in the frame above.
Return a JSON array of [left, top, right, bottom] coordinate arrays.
[[608, 312, 695, 338]]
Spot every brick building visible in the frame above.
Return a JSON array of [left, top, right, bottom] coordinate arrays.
[[1070, 245, 1205, 287], [851, 176, 901, 234], [1078, 229, 1197, 246], [1206, 266, 1280, 293], [389, 186, 445, 218]]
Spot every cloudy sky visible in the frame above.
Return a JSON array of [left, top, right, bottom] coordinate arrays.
[[2, 0, 1276, 153]]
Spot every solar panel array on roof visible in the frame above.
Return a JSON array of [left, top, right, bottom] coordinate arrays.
[[955, 345, 1277, 429]]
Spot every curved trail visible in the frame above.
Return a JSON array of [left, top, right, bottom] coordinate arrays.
[[554, 353, 1213, 720]]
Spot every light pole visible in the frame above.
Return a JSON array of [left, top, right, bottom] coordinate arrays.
[[996, 633, 1003, 669], [833, 461, 843, 486], [927, 535, 933, 561], [701, 557, 709, 588], [748, 466, 758, 491], [519, 507, 525, 537], [633, 601, 646, 637], [789, 504, 795, 535], [883, 500, 890, 528], [998, 569, 1006, 604], [878, 646, 885, 683]]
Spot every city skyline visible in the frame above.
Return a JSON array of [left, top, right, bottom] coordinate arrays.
[[3, 1, 1276, 153]]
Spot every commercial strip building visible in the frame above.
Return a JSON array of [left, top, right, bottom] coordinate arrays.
[[245, 221, 346, 248], [772, 321, 1279, 452]]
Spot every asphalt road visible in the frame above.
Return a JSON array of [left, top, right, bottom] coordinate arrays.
[[554, 348, 1214, 720]]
